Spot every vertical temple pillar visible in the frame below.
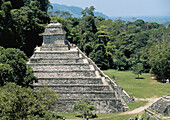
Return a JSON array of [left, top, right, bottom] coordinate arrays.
[[42, 22, 66, 45]]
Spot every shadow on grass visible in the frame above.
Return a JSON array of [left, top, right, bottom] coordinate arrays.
[[156, 79, 166, 83], [75, 114, 98, 119], [135, 77, 145, 79]]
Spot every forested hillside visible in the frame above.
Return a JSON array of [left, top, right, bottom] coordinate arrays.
[[52, 7, 170, 80], [0, 0, 169, 118], [0, 1, 60, 119], [0, 0, 169, 80], [50, 3, 109, 19], [0, 0, 50, 56]]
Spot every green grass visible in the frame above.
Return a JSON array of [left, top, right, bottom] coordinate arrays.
[[55, 70, 168, 120], [54, 113, 81, 119], [97, 114, 136, 120], [103, 70, 170, 98], [127, 100, 148, 110]]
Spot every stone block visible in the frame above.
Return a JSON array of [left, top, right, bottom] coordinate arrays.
[[56, 91, 116, 99], [33, 84, 111, 92], [29, 58, 83, 64], [28, 64, 90, 71], [33, 51, 79, 58], [54, 98, 126, 113], [34, 70, 96, 78], [35, 77, 103, 84]]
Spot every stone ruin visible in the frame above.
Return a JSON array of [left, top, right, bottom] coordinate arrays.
[[148, 95, 170, 116], [27, 22, 131, 113]]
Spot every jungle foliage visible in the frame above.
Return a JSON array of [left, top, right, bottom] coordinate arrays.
[[51, 7, 169, 80], [0, 83, 59, 119], [0, 1, 59, 119], [0, 0, 51, 56]]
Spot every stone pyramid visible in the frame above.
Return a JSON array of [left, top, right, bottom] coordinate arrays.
[[148, 95, 170, 116], [27, 22, 131, 113]]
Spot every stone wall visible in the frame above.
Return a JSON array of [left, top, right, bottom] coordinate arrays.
[[33, 51, 79, 58], [77, 47, 132, 103], [28, 63, 90, 70], [148, 95, 170, 115], [34, 70, 96, 78], [28, 22, 130, 113], [55, 99, 126, 113], [35, 78, 103, 84], [43, 35, 65, 44], [34, 84, 111, 92]]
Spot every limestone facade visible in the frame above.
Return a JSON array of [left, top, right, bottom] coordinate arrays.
[[148, 95, 170, 115], [27, 22, 131, 113]]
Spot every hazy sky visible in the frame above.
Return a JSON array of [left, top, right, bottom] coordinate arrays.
[[50, 0, 170, 17]]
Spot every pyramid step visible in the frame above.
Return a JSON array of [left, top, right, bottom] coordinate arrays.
[[34, 70, 96, 77], [40, 44, 68, 51], [28, 63, 90, 70], [56, 91, 116, 99], [36, 77, 103, 84], [29, 57, 83, 63], [42, 44, 68, 47], [33, 84, 111, 91], [55, 98, 126, 113], [33, 51, 79, 58]]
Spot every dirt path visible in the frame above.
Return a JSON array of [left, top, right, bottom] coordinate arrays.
[[67, 98, 160, 120], [120, 98, 160, 115]]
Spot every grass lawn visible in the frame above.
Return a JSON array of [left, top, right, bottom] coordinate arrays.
[[54, 113, 81, 119], [96, 113, 157, 120], [127, 100, 148, 110], [103, 70, 170, 98], [55, 112, 157, 120], [55, 70, 168, 120]]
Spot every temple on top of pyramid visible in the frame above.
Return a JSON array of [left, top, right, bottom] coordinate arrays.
[[27, 22, 132, 113], [42, 22, 66, 45]]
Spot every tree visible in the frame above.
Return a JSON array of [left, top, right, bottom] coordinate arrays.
[[133, 63, 144, 79], [0, 48, 37, 87], [0, 0, 50, 56], [0, 83, 44, 119], [81, 6, 95, 16], [73, 99, 96, 118], [0, 64, 13, 86], [0, 83, 59, 119], [37, 87, 59, 111], [89, 44, 109, 69], [149, 43, 170, 80]]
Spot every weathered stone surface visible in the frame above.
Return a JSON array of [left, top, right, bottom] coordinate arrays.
[[34, 84, 111, 91], [42, 22, 66, 44], [33, 51, 79, 58], [29, 57, 83, 64], [55, 99, 126, 113], [28, 63, 90, 70], [55, 91, 116, 99], [35, 77, 103, 84], [34, 70, 96, 78], [27, 22, 130, 113], [148, 95, 170, 115]]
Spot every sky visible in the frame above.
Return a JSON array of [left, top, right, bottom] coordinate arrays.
[[49, 0, 170, 17]]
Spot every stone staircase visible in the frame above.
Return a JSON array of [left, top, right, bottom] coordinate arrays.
[[27, 22, 130, 113]]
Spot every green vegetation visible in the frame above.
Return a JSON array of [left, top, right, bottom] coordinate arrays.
[[52, 6, 170, 79], [127, 101, 148, 110], [73, 99, 96, 118], [0, 1, 169, 119], [103, 70, 170, 98], [149, 41, 170, 81], [133, 63, 144, 79], [97, 113, 156, 120], [54, 112, 157, 120], [0, 83, 59, 119], [0, 47, 37, 87], [0, 0, 50, 56]]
